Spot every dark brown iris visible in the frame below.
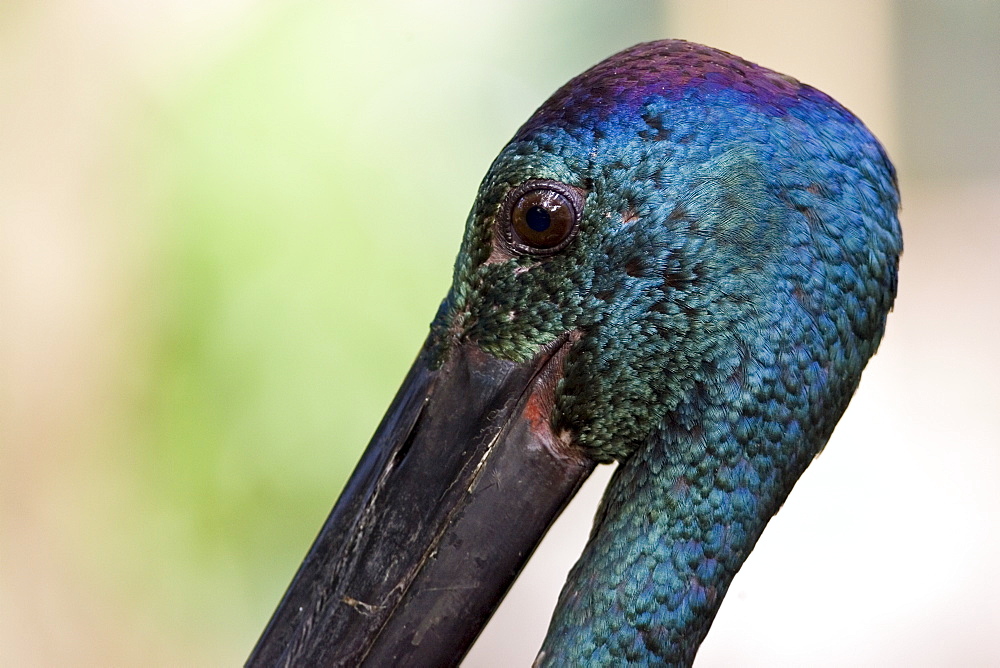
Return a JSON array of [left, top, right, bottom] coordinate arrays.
[[501, 180, 584, 255]]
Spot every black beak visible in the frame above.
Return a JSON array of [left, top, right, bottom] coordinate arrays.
[[247, 334, 595, 667]]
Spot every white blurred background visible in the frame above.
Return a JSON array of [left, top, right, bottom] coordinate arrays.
[[2, 1, 998, 665]]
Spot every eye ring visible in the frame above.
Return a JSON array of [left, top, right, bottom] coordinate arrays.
[[499, 179, 585, 256]]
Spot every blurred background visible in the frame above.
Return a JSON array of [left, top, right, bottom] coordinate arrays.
[[2, 0, 998, 665]]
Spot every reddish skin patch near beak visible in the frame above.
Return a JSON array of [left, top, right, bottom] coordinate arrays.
[[520, 332, 586, 463], [524, 389, 552, 434]]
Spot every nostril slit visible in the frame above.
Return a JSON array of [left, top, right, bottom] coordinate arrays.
[[391, 408, 425, 469]]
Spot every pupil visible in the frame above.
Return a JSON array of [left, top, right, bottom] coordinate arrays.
[[525, 206, 551, 232]]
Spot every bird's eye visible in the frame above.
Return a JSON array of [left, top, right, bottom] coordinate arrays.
[[501, 180, 584, 255]]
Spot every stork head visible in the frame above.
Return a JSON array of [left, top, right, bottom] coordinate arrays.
[[434, 40, 900, 462], [248, 40, 900, 667]]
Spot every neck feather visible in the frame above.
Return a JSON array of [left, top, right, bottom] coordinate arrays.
[[536, 420, 810, 666], [534, 294, 859, 667]]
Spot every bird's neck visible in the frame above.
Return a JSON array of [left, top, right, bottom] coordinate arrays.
[[537, 389, 823, 666]]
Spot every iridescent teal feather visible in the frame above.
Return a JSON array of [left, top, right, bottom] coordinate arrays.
[[431, 40, 900, 666]]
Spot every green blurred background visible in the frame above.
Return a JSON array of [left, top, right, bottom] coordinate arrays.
[[2, 1, 998, 666]]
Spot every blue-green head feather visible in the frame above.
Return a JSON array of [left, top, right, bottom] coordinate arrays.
[[435, 40, 899, 461], [428, 40, 900, 665]]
